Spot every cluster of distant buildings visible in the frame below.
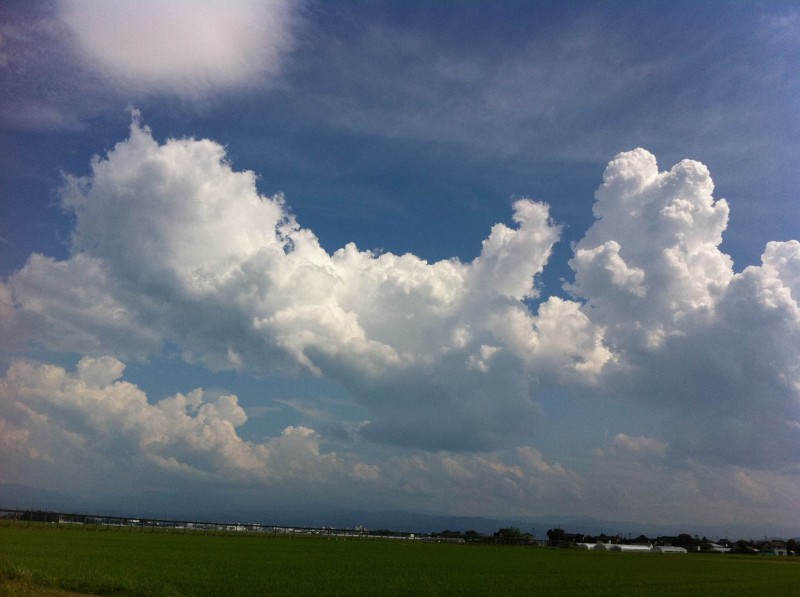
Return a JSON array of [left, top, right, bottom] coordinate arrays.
[[544, 529, 794, 556], [589, 539, 794, 556], [428, 527, 796, 556], [2, 509, 795, 556], [0, 508, 419, 540], [578, 543, 686, 553]]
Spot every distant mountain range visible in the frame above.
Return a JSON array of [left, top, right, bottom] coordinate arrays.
[[2, 483, 796, 541]]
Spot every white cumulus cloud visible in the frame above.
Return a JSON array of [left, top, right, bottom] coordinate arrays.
[[0, 356, 591, 517], [570, 149, 800, 469], [0, 356, 374, 492], [2, 123, 799, 478], [569, 148, 733, 351], [3, 116, 606, 451]]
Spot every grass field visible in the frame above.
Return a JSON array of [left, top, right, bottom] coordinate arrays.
[[1, 524, 799, 596]]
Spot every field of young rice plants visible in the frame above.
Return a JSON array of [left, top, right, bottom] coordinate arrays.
[[2, 524, 799, 596]]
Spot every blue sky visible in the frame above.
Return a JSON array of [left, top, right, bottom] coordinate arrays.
[[1, 0, 799, 535]]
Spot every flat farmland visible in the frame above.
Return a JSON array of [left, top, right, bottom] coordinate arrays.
[[1, 525, 798, 596]]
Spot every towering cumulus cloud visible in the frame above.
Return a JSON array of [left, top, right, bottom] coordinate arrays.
[[1, 120, 798, 522], [570, 148, 800, 468], [2, 115, 608, 451], [570, 148, 733, 351]]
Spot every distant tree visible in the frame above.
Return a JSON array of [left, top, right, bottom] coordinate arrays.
[[676, 533, 695, 548], [786, 539, 797, 555], [546, 528, 566, 547], [732, 539, 755, 554], [494, 527, 522, 544], [464, 530, 482, 540], [21, 510, 52, 523]]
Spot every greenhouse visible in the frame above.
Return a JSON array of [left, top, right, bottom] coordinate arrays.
[[609, 544, 653, 552], [650, 546, 688, 553]]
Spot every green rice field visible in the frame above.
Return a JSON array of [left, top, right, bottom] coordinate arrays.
[[1, 524, 798, 596]]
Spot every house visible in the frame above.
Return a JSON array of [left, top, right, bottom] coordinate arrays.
[[759, 541, 788, 556]]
